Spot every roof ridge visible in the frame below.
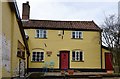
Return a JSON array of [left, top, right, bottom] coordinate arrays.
[[29, 19, 93, 22]]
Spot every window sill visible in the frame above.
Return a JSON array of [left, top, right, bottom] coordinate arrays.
[[31, 61, 44, 63], [35, 37, 47, 39], [71, 60, 84, 62], [17, 55, 25, 60], [71, 38, 83, 40]]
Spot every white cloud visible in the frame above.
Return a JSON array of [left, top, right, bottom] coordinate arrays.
[[16, 0, 118, 25]]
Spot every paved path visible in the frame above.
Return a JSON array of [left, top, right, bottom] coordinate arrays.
[[44, 72, 107, 76], [27, 72, 120, 79]]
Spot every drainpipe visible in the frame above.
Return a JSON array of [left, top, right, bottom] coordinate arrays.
[[100, 31, 103, 69], [19, 59, 21, 77], [26, 50, 30, 74]]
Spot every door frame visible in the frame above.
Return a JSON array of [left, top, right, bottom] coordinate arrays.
[[59, 50, 70, 70]]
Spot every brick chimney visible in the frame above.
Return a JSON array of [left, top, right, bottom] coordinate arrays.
[[22, 1, 30, 20]]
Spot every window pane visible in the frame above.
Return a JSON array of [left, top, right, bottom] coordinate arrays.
[[76, 31, 79, 38], [36, 30, 39, 34], [76, 52, 79, 60], [36, 30, 39, 38], [44, 30, 46, 34], [37, 34, 39, 38], [43, 30, 46, 37], [77, 52, 80, 60], [80, 52, 83, 61], [72, 51, 75, 60], [32, 52, 36, 61], [33, 52, 36, 54], [72, 32, 75, 38], [33, 54, 36, 57], [43, 34, 46, 38], [41, 52, 44, 60], [37, 52, 40, 54], [79, 32, 82, 38], [40, 30, 43, 33], [37, 54, 39, 58], [37, 58, 39, 61], [32, 57, 35, 61]]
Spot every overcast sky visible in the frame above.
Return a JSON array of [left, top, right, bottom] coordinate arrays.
[[16, 0, 119, 26]]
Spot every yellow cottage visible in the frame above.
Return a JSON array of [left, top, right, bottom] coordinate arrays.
[[22, 2, 112, 72], [1, 1, 30, 78], [0, 1, 113, 78]]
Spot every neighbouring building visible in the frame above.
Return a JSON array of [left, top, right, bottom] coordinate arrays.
[[1, 0, 30, 78], [102, 46, 113, 72], [22, 2, 113, 72]]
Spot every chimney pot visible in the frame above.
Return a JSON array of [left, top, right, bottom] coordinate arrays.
[[26, 1, 29, 4]]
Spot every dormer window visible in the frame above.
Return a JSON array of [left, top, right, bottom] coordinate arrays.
[[35, 29, 47, 38], [72, 31, 82, 39]]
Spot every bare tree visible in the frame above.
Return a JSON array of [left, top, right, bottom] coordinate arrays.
[[102, 15, 120, 73]]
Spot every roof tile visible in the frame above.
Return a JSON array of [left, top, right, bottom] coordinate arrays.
[[22, 19, 101, 31]]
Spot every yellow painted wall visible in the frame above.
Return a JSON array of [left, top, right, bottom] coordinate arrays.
[[2, 2, 12, 78], [2, 2, 26, 78], [25, 29, 101, 69], [102, 47, 110, 69], [11, 12, 26, 77]]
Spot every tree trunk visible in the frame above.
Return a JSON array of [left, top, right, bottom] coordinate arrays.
[[112, 49, 120, 73]]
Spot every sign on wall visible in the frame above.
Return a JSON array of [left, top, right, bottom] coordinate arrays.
[[46, 51, 52, 56], [17, 41, 25, 59]]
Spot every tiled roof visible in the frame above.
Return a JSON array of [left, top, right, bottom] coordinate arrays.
[[22, 19, 101, 31]]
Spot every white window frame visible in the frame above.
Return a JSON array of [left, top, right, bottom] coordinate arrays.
[[31, 51, 44, 62], [72, 31, 83, 39], [35, 29, 47, 38], [72, 50, 84, 61]]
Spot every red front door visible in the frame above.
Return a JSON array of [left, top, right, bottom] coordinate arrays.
[[60, 51, 69, 70], [105, 53, 113, 70]]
